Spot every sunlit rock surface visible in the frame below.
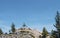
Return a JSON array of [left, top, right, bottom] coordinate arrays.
[[0, 25, 50, 38]]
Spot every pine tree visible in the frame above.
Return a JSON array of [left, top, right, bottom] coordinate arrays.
[[51, 30, 58, 38], [55, 11, 60, 31], [0, 28, 3, 35], [9, 30, 12, 34], [11, 23, 16, 33], [42, 27, 48, 38], [54, 11, 60, 38]]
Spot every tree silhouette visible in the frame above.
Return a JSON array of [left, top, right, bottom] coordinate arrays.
[[42, 27, 48, 38], [50, 30, 58, 38], [0, 28, 3, 35], [11, 23, 16, 33], [54, 11, 60, 38]]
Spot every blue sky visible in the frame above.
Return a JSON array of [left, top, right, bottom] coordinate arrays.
[[0, 0, 60, 33]]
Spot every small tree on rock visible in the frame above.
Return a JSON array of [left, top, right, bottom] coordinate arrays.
[[0, 28, 3, 35], [42, 27, 48, 38], [11, 23, 16, 33]]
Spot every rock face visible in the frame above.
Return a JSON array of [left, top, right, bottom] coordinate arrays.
[[0, 26, 42, 38]]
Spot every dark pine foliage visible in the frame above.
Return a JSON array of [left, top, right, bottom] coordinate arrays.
[[11, 23, 16, 33], [0, 28, 3, 35], [54, 11, 60, 38], [42, 27, 48, 38]]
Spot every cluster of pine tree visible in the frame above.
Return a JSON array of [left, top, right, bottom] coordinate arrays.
[[41, 11, 60, 38], [0, 11, 60, 38], [0, 23, 16, 35]]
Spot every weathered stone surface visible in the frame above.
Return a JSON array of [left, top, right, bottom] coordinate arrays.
[[0, 26, 42, 38]]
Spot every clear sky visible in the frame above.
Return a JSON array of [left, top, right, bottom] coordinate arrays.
[[0, 0, 60, 33]]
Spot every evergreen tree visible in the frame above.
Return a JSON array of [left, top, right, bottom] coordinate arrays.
[[11, 23, 16, 33], [54, 11, 60, 38], [0, 28, 3, 35], [22, 23, 27, 27], [42, 27, 48, 38], [5, 32, 7, 34], [9, 30, 12, 34], [51, 30, 58, 38]]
